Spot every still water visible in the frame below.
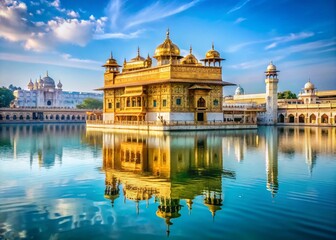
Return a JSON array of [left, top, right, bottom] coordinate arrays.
[[0, 124, 335, 240]]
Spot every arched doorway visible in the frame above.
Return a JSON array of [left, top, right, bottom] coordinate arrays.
[[310, 114, 316, 124], [288, 114, 295, 123], [298, 114, 305, 123], [278, 114, 284, 123], [321, 114, 328, 124]]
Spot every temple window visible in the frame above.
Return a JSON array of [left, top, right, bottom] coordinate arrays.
[[213, 99, 219, 106], [153, 100, 157, 107], [162, 99, 167, 107], [116, 102, 120, 108], [176, 98, 181, 105], [108, 102, 112, 108], [197, 97, 206, 107]]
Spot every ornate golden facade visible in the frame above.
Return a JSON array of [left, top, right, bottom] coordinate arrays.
[[99, 30, 234, 123]]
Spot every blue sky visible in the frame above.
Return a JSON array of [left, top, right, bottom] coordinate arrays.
[[0, 0, 335, 95]]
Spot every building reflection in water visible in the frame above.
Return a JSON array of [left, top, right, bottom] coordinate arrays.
[[100, 131, 235, 235], [277, 127, 335, 175], [265, 127, 279, 197], [0, 124, 86, 168]]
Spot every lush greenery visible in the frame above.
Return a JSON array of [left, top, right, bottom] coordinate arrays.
[[278, 90, 297, 99], [0, 87, 15, 107], [76, 98, 103, 109], [8, 84, 21, 91]]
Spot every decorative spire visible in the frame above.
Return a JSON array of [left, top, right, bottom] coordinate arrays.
[[147, 53, 150, 59], [124, 58, 126, 64], [137, 46, 140, 57], [212, 42, 214, 50], [190, 45, 192, 54], [166, 28, 170, 39], [46, 71, 48, 77], [110, 51, 113, 59]]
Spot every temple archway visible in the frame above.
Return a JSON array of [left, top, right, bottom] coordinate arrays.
[[278, 114, 284, 123], [288, 114, 295, 123], [309, 114, 316, 124], [321, 114, 328, 124], [298, 114, 305, 123]]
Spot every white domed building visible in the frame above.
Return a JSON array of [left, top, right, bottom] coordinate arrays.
[[223, 63, 336, 126], [13, 72, 103, 108], [297, 80, 317, 104]]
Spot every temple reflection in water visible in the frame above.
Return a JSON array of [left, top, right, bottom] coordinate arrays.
[[100, 131, 235, 235], [94, 126, 336, 234]]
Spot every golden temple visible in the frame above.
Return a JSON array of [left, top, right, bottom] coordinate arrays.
[[97, 30, 235, 125]]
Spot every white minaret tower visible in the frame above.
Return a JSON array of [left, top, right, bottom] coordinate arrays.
[[264, 62, 279, 125]]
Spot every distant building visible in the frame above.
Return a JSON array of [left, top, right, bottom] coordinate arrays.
[[224, 63, 336, 125], [12, 72, 103, 108]]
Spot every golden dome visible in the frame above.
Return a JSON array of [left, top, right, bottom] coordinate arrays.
[[102, 52, 121, 68], [154, 29, 181, 58], [181, 46, 199, 65], [131, 47, 146, 62], [266, 61, 277, 72], [205, 43, 220, 59], [27, 79, 33, 87], [304, 80, 315, 89]]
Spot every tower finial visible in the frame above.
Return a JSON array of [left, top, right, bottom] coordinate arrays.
[[190, 45, 192, 54], [166, 28, 170, 39], [110, 51, 113, 59], [212, 42, 214, 50], [46, 71, 48, 77], [137, 46, 140, 57]]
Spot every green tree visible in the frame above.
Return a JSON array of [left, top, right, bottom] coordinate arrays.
[[278, 90, 297, 99], [0, 87, 15, 107], [76, 98, 103, 109]]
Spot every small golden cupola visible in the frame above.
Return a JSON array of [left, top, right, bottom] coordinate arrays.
[[123, 47, 152, 72], [102, 52, 121, 73], [180, 46, 200, 66], [201, 43, 225, 67], [153, 29, 183, 66]]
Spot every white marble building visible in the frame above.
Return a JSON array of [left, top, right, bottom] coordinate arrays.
[[13, 72, 102, 108]]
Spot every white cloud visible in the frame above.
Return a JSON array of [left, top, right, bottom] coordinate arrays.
[[0, 1, 31, 41], [67, 10, 80, 18], [227, 32, 314, 52], [52, 19, 95, 46], [228, 56, 285, 70], [0, 1, 109, 51], [0, 52, 101, 71], [271, 38, 336, 55], [265, 32, 315, 50], [94, 29, 144, 40], [106, 0, 122, 28], [234, 17, 246, 24], [227, 0, 250, 14], [121, 0, 201, 29]]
